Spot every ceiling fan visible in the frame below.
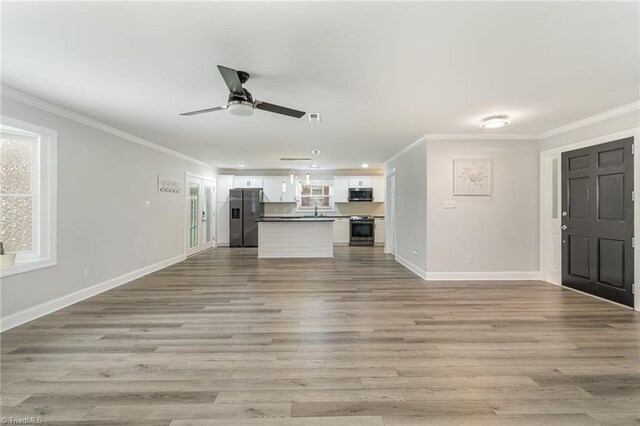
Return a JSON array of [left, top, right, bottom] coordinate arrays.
[[180, 65, 306, 119]]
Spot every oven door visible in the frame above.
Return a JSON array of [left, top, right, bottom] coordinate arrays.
[[350, 220, 375, 246], [348, 188, 373, 201]]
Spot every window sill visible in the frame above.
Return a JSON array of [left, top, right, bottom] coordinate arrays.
[[0, 257, 56, 278]]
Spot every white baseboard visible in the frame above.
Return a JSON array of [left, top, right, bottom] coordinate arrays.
[[395, 254, 428, 280], [0, 253, 186, 332], [425, 270, 542, 281]]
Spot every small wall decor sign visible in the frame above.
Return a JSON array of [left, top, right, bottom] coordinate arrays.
[[158, 176, 180, 193], [453, 158, 492, 195]]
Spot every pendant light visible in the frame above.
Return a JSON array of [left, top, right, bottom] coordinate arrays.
[[289, 171, 295, 184], [281, 179, 287, 192], [306, 172, 310, 184]]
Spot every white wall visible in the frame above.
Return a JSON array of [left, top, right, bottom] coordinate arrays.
[[385, 139, 427, 276], [540, 110, 640, 151], [0, 95, 216, 326], [425, 139, 540, 277]]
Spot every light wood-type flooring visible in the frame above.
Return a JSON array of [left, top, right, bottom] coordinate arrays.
[[1, 247, 639, 425]]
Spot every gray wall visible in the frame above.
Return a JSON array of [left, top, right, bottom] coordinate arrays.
[[1, 96, 215, 318], [426, 139, 539, 273], [385, 140, 427, 273]]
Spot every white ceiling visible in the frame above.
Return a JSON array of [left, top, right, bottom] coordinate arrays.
[[2, 2, 638, 170]]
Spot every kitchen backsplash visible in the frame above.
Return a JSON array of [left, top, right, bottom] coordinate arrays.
[[264, 202, 384, 217]]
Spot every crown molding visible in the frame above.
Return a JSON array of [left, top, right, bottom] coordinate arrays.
[[537, 101, 640, 139], [383, 135, 426, 165], [425, 133, 537, 140], [1, 86, 214, 169]]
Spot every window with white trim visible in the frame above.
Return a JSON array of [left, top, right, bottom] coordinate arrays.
[[297, 182, 333, 212], [0, 117, 56, 277]]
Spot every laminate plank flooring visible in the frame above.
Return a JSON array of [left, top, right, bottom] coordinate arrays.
[[1, 246, 639, 425]]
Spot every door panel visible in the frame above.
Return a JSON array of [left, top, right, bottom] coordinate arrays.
[[568, 235, 590, 279], [561, 137, 634, 307], [568, 177, 590, 219]]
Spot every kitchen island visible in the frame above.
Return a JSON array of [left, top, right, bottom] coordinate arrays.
[[256, 218, 334, 258]]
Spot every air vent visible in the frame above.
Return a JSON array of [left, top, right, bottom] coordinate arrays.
[[308, 112, 321, 123], [280, 158, 312, 163]]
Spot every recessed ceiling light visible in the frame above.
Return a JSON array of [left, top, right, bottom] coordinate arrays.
[[480, 116, 510, 129], [311, 164, 319, 168], [312, 149, 320, 155], [361, 163, 369, 168], [237, 164, 245, 168], [309, 113, 321, 123]]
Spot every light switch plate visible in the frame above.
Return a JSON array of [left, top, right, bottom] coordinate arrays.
[[443, 200, 457, 209]]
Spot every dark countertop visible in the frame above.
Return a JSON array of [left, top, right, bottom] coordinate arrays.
[[262, 215, 385, 219], [256, 217, 335, 223]]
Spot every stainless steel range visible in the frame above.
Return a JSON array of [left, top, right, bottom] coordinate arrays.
[[349, 216, 375, 246]]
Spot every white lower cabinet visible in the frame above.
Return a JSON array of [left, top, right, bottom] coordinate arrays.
[[333, 218, 350, 244], [375, 218, 385, 245]]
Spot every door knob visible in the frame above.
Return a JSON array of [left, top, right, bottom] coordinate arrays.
[[561, 225, 568, 230]]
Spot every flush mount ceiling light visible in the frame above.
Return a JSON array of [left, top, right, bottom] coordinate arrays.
[[237, 164, 245, 168], [361, 163, 369, 168], [311, 164, 319, 168], [480, 116, 510, 129]]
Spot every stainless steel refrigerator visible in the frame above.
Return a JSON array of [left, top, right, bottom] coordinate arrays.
[[229, 189, 264, 247]]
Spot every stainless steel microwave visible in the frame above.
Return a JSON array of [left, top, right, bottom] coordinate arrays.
[[348, 188, 373, 202]]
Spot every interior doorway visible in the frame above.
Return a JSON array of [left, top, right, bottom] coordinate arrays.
[[561, 137, 635, 307], [186, 174, 216, 256]]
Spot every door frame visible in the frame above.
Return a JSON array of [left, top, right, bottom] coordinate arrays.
[[539, 127, 639, 311], [185, 172, 216, 257], [385, 168, 397, 256]]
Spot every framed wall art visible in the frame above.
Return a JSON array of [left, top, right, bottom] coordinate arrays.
[[453, 158, 492, 195]]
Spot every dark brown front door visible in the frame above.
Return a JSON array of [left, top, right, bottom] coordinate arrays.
[[562, 137, 635, 307]]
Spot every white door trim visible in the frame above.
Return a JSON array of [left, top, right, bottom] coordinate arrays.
[[539, 127, 640, 311], [185, 172, 216, 256], [385, 168, 397, 256]]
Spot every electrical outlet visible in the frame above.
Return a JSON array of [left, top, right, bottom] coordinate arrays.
[[83, 267, 91, 278], [144, 201, 151, 208], [443, 200, 457, 209], [467, 255, 473, 264]]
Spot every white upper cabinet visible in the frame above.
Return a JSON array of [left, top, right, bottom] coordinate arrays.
[[234, 177, 263, 189], [262, 178, 282, 202], [262, 177, 296, 203], [348, 178, 373, 188], [372, 177, 385, 202], [216, 175, 235, 202], [281, 180, 296, 202], [333, 177, 350, 203]]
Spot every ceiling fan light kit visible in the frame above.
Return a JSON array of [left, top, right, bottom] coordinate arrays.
[[180, 65, 306, 119], [228, 101, 254, 117]]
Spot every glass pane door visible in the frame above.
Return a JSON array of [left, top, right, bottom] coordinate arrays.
[[204, 184, 213, 244], [189, 183, 199, 249]]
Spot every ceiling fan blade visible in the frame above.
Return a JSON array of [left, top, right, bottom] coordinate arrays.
[[217, 65, 246, 99], [254, 101, 306, 118], [179, 106, 227, 116]]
